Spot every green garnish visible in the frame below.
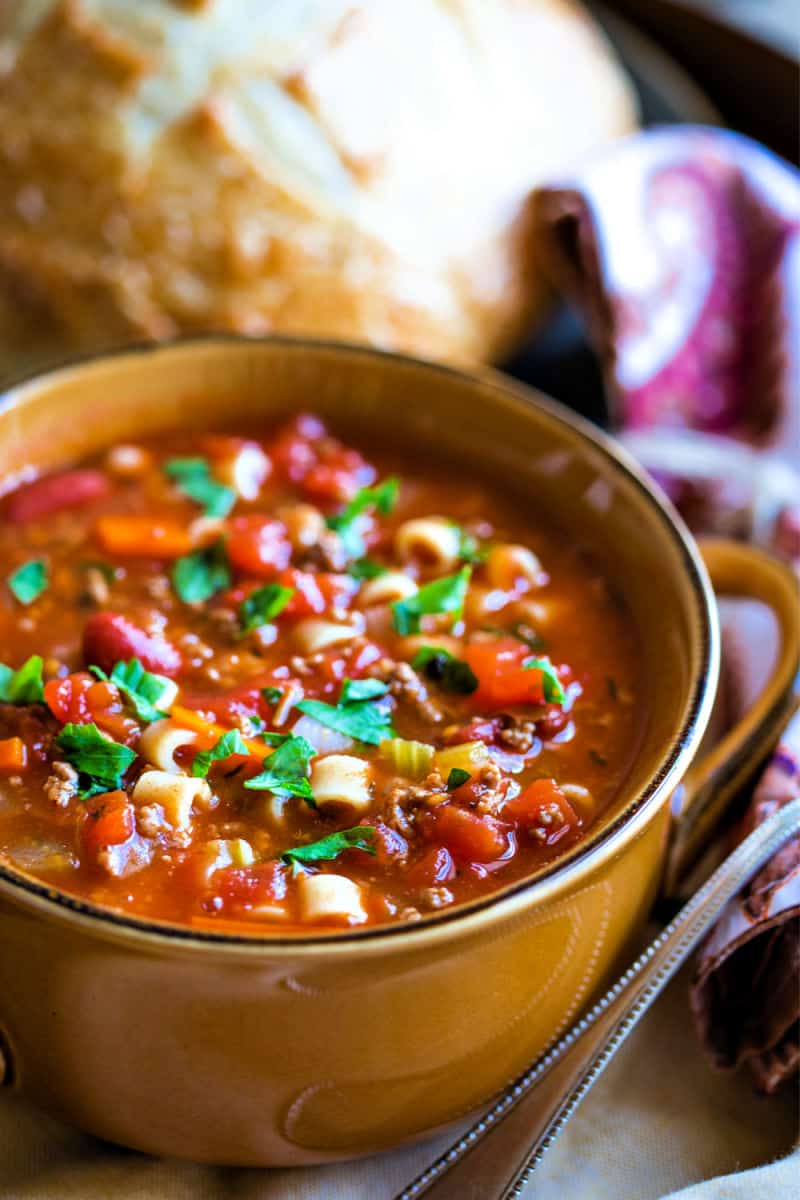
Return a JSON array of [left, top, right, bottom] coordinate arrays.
[[164, 457, 236, 518], [239, 583, 294, 635], [453, 525, 486, 564], [261, 686, 283, 705], [7, 560, 48, 605], [523, 657, 566, 706], [281, 826, 377, 868], [244, 734, 317, 805], [326, 477, 399, 557], [55, 722, 136, 799], [80, 560, 119, 583], [411, 646, 478, 694], [90, 658, 173, 724], [296, 677, 394, 746], [172, 539, 231, 604], [481, 621, 546, 651], [392, 566, 471, 636], [447, 768, 471, 790], [0, 655, 45, 704], [191, 729, 249, 779], [349, 558, 388, 580]]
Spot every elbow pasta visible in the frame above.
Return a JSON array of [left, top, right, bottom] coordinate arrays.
[[356, 571, 418, 608], [297, 873, 368, 925], [139, 720, 199, 773], [310, 755, 373, 814], [486, 544, 544, 591], [132, 770, 213, 832], [395, 517, 461, 570], [293, 618, 363, 655]]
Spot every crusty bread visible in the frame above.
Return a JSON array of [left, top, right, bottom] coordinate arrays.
[[0, 0, 636, 378]]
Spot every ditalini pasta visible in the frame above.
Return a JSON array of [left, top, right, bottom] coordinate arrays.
[[0, 412, 641, 932]]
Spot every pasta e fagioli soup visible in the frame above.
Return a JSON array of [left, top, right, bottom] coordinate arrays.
[[0, 412, 643, 932]]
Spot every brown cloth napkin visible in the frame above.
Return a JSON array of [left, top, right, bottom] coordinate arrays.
[[532, 126, 800, 1094]]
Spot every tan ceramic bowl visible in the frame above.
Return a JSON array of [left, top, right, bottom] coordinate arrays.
[[0, 338, 797, 1166]]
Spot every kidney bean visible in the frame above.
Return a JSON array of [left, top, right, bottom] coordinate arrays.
[[4, 470, 110, 523], [83, 612, 183, 677]]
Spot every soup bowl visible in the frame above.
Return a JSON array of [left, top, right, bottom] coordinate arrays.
[[0, 337, 796, 1166]]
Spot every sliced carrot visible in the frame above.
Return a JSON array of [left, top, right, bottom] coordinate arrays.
[[82, 790, 135, 853], [0, 736, 27, 772], [170, 705, 273, 762], [95, 516, 194, 559]]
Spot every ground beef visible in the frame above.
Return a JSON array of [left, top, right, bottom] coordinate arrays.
[[496, 715, 539, 753], [471, 762, 509, 816], [44, 761, 79, 807], [370, 659, 446, 723], [0, 702, 57, 764]]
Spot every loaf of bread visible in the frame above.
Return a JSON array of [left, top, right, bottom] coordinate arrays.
[[0, 0, 636, 376]]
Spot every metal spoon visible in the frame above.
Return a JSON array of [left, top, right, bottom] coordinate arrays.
[[397, 796, 800, 1200]]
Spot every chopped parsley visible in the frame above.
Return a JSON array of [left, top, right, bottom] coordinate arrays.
[[297, 677, 394, 746], [244, 733, 317, 805], [349, 558, 388, 580], [392, 566, 471, 636], [172, 539, 231, 604], [411, 645, 478, 694], [191, 729, 249, 778], [447, 768, 471, 790], [90, 658, 173, 724], [55, 722, 136, 799], [261, 686, 283, 705], [453, 525, 486, 564], [164, 457, 236, 518], [326, 477, 399, 557], [0, 655, 45, 704], [281, 825, 377, 868], [239, 583, 294, 635], [7, 560, 48, 605], [523, 657, 566, 706]]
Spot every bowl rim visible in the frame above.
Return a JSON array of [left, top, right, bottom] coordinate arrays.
[[0, 334, 719, 958]]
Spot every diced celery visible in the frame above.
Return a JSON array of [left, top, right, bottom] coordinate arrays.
[[433, 741, 489, 777], [380, 737, 435, 780]]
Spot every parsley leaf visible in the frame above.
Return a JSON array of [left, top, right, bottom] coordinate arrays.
[[447, 768, 471, 790], [392, 566, 471, 636], [411, 646, 478, 694], [340, 678, 388, 704], [453, 526, 486, 564], [244, 734, 317, 804], [281, 825, 377, 868], [0, 655, 45, 704], [191, 729, 249, 778], [90, 658, 173, 724], [172, 539, 231, 604], [261, 686, 282, 705], [239, 583, 294, 635], [164, 457, 236, 518], [297, 677, 394, 746], [523, 657, 567, 706], [7, 560, 48, 605], [55, 722, 136, 798], [326, 477, 399, 557], [349, 558, 388, 580]]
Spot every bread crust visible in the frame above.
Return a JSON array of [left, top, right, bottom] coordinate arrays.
[[0, 0, 636, 376]]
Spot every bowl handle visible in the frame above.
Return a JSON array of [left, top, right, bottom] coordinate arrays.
[[664, 538, 800, 894]]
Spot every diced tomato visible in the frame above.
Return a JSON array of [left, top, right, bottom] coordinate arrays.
[[81, 790, 135, 853], [297, 640, 384, 699], [443, 717, 503, 746], [227, 515, 292, 577], [209, 861, 289, 914], [180, 672, 292, 724], [406, 846, 456, 887], [279, 568, 357, 618], [370, 822, 409, 868], [269, 414, 374, 502], [463, 639, 547, 709], [44, 672, 139, 744], [4, 469, 110, 523], [0, 736, 27, 772], [425, 805, 510, 863], [503, 778, 578, 847], [82, 611, 183, 677]]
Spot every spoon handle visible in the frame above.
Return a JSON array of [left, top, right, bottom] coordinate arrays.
[[397, 797, 800, 1200]]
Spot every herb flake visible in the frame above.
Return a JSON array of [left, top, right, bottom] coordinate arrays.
[[523, 657, 566, 706], [281, 826, 377, 868], [7, 560, 48, 605], [392, 566, 471, 636], [411, 646, 478, 694], [172, 539, 231, 604], [239, 583, 294, 635], [244, 734, 317, 804], [165, 457, 236, 518], [296, 677, 394, 746], [326, 477, 399, 557], [0, 655, 45, 704], [90, 658, 173, 724], [447, 768, 472, 790], [192, 729, 249, 778], [55, 722, 136, 798]]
